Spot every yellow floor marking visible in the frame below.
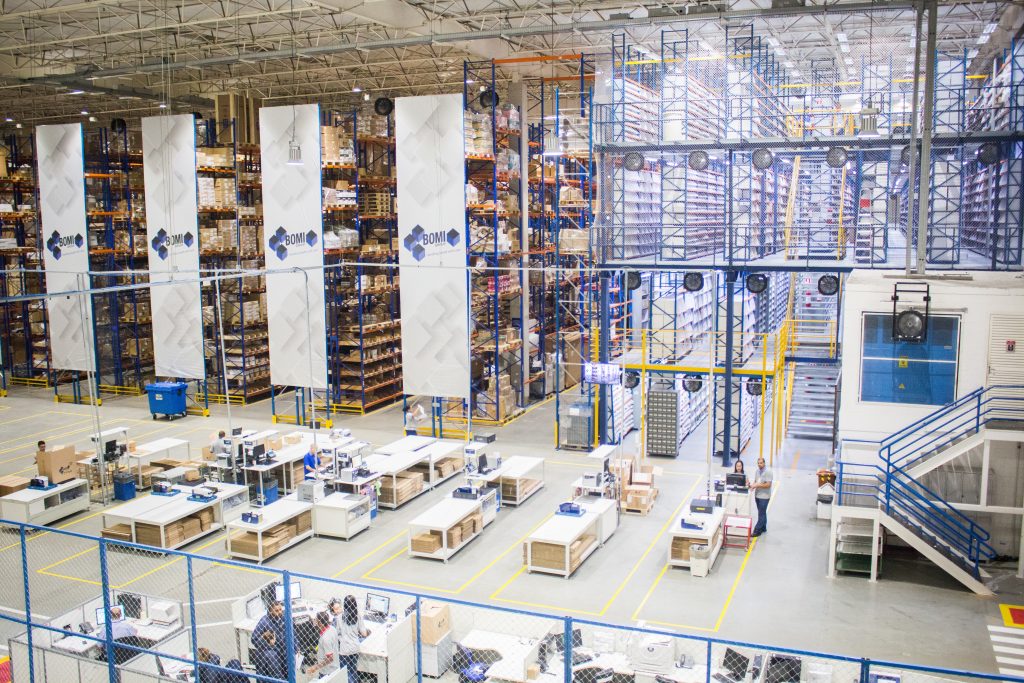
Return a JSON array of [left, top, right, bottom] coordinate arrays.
[[789, 450, 802, 471], [36, 570, 102, 587], [362, 512, 557, 594], [999, 604, 1024, 628], [331, 529, 409, 578], [0, 414, 94, 444], [631, 481, 783, 632], [37, 546, 97, 572], [489, 474, 701, 615]]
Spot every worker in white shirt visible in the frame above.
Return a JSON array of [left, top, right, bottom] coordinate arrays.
[[304, 611, 339, 678], [211, 431, 231, 457], [108, 606, 138, 640]]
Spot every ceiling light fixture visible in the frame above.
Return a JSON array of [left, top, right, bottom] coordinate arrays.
[[836, 32, 848, 42], [80, 110, 89, 115], [363, 93, 370, 101], [352, 86, 362, 93], [286, 0, 301, 166]]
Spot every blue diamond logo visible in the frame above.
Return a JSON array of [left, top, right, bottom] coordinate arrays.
[[183, 232, 194, 247], [305, 230, 317, 247], [269, 235, 279, 250], [446, 229, 460, 246], [412, 244, 425, 261], [276, 245, 288, 260], [411, 225, 424, 240], [52, 246, 61, 260], [158, 245, 168, 260], [403, 234, 416, 251], [74, 233, 84, 248]]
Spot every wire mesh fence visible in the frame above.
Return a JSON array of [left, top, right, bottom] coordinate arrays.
[[0, 519, 1021, 683]]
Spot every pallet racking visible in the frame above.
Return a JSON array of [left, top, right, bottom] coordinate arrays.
[[320, 107, 402, 417], [0, 132, 49, 392], [195, 119, 268, 404]]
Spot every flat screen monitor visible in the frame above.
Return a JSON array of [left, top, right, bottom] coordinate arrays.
[[232, 427, 243, 436], [765, 655, 802, 683], [478, 454, 488, 472], [726, 473, 747, 487], [104, 440, 119, 456], [722, 648, 750, 680], [274, 582, 302, 602], [252, 443, 266, 459], [245, 596, 264, 620], [95, 607, 123, 625], [366, 593, 390, 616]]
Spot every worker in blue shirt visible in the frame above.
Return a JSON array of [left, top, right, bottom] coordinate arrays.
[[303, 444, 322, 480]]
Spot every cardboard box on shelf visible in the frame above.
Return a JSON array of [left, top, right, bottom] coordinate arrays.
[[101, 524, 133, 542], [415, 602, 451, 645], [411, 531, 442, 554]]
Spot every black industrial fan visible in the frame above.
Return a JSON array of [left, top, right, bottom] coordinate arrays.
[[374, 97, 394, 117]]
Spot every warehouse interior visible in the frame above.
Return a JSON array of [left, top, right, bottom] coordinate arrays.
[[1, 1, 1023, 682]]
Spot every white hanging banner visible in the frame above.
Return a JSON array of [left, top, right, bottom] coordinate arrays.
[[37, 123, 94, 372], [142, 114, 204, 379], [259, 103, 327, 390], [396, 94, 470, 399]]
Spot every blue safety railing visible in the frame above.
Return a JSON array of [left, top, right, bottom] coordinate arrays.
[[1, 518, 1022, 683], [836, 385, 1024, 573]]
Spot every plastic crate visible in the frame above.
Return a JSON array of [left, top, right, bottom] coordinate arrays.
[[145, 381, 188, 419]]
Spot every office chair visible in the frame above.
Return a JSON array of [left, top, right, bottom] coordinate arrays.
[[454, 644, 488, 683], [98, 636, 153, 666]]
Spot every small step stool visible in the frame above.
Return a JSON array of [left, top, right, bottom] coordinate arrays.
[[724, 515, 753, 550]]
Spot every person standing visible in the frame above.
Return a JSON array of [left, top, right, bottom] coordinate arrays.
[[303, 444, 322, 480], [211, 431, 230, 456], [252, 630, 287, 681], [751, 457, 773, 537], [335, 595, 369, 683], [733, 460, 745, 476], [252, 601, 287, 664], [304, 611, 339, 678]]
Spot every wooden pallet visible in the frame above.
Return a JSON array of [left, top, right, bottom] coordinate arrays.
[[621, 487, 659, 516]]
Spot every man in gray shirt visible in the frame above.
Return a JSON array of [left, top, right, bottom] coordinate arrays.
[[751, 457, 773, 537]]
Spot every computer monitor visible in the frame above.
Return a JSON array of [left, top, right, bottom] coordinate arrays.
[[245, 596, 264, 620], [232, 427, 243, 436], [252, 443, 266, 460], [478, 454, 488, 472], [765, 655, 802, 683], [365, 593, 390, 616], [726, 473, 747, 487], [274, 582, 302, 602], [95, 607, 124, 625], [722, 648, 750, 680], [554, 628, 583, 652]]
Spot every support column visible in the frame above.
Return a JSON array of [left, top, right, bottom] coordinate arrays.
[[598, 270, 611, 444], [720, 270, 737, 466], [915, 0, 938, 274]]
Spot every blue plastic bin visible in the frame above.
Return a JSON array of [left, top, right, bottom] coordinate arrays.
[[113, 473, 136, 501], [145, 381, 188, 419]]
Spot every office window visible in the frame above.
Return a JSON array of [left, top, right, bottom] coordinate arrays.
[[860, 313, 959, 406]]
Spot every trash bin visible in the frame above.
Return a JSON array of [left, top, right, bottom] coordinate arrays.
[[113, 473, 136, 501], [690, 543, 711, 578], [145, 381, 188, 420]]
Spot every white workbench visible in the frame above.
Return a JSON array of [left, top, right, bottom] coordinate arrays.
[[299, 491, 372, 540], [525, 498, 617, 578], [225, 498, 313, 563], [418, 440, 466, 488], [0, 478, 90, 526], [242, 437, 311, 504], [721, 487, 753, 517], [668, 506, 724, 576], [128, 437, 191, 487], [408, 489, 497, 562], [101, 483, 248, 549], [364, 450, 430, 509], [460, 630, 541, 683], [376, 435, 435, 455], [497, 456, 545, 506]]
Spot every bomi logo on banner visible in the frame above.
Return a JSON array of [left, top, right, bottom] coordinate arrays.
[[45, 230, 84, 260], [268, 226, 318, 261], [150, 228, 195, 260], [403, 224, 460, 262]]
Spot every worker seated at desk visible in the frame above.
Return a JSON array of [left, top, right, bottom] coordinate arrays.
[[108, 606, 138, 640]]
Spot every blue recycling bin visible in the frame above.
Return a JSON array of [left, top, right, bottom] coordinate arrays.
[[113, 473, 136, 501], [145, 381, 188, 420]]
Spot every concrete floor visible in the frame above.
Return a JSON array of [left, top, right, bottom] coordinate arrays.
[[0, 386, 1020, 676]]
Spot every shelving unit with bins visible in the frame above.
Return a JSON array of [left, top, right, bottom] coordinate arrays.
[[82, 125, 152, 400], [195, 119, 268, 404], [321, 108, 402, 416], [0, 132, 50, 389]]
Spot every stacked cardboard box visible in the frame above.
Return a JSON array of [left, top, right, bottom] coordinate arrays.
[[465, 111, 493, 157], [356, 115, 389, 138], [526, 534, 596, 572], [358, 190, 391, 216], [101, 524, 133, 542], [0, 475, 30, 496], [196, 147, 234, 168], [321, 126, 356, 165], [379, 471, 424, 507], [670, 527, 721, 562], [411, 531, 443, 554]]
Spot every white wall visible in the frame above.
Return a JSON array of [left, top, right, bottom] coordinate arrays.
[[838, 271, 1024, 456]]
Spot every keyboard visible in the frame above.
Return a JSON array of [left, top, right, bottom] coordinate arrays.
[[571, 652, 593, 666], [713, 673, 738, 683]]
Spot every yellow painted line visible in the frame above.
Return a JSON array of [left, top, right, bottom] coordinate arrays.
[[0, 413, 94, 443], [598, 475, 699, 615], [37, 546, 97, 572], [999, 604, 1024, 628], [36, 570, 102, 587], [789, 450, 801, 471], [631, 482, 783, 632], [363, 512, 557, 594], [361, 545, 407, 578], [210, 561, 278, 576], [332, 529, 409, 577], [491, 475, 701, 614], [114, 532, 229, 590]]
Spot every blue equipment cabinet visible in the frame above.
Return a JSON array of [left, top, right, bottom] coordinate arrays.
[[145, 381, 188, 420]]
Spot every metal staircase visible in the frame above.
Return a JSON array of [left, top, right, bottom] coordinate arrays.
[[787, 273, 839, 441], [834, 385, 1024, 594]]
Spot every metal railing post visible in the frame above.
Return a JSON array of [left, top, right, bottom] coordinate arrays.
[[187, 556, 200, 678], [564, 617, 573, 683], [976, 392, 982, 432], [283, 571, 296, 683], [20, 525, 34, 683], [860, 659, 871, 683], [883, 447, 892, 514], [415, 596, 423, 683], [705, 640, 712, 683], [99, 540, 117, 683]]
